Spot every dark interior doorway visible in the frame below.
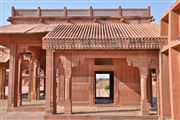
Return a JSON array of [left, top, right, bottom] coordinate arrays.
[[95, 71, 114, 104]]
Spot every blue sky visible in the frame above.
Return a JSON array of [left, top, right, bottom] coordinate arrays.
[[96, 74, 110, 79], [0, 0, 175, 25]]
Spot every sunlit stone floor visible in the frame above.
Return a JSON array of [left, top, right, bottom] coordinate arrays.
[[0, 99, 157, 120]]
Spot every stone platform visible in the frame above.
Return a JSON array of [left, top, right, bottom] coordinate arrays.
[[0, 99, 158, 120], [45, 114, 158, 120], [45, 106, 158, 120]]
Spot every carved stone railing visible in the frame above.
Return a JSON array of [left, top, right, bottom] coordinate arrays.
[[93, 9, 118, 16], [41, 9, 64, 17], [67, 9, 89, 16], [15, 9, 37, 16], [11, 6, 151, 17], [122, 8, 149, 17]]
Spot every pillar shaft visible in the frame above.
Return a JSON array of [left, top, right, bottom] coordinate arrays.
[[56, 68, 60, 104], [140, 68, 150, 115], [17, 56, 23, 106], [8, 42, 18, 108], [44, 68, 46, 97], [169, 48, 180, 119], [36, 66, 41, 100], [60, 55, 72, 115], [64, 73, 72, 114], [45, 50, 56, 114], [31, 62, 37, 100], [0, 64, 6, 99], [28, 63, 33, 102], [159, 53, 171, 118]]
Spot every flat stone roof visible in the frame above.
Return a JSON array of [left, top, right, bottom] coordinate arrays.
[[0, 24, 58, 34]]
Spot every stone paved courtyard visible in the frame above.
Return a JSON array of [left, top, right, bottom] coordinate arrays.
[[0, 100, 45, 120], [0, 99, 158, 120], [0, 86, 157, 120]]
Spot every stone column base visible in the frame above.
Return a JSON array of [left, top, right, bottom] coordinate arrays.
[[30, 91, 38, 101], [141, 99, 150, 115], [64, 100, 72, 115], [0, 94, 5, 99]]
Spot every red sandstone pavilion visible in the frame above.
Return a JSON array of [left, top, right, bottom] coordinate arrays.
[[0, 1, 180, 120]]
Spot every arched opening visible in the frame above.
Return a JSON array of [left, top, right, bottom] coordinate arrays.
[[21, 68, 30, 100], [0, 45, 9, 99], [39, 68, 45, 100]]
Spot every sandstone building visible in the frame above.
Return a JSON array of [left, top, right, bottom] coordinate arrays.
[[0, 1, 180, 120]]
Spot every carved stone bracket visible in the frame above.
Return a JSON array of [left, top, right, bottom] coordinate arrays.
[[60, 55, 72, 77], [127, 57, 157, 115], [126, 56, 158, 70], [59, 55, 75, 114], [72, 56, 84, 67], [60, 55, 84, 68], [139, 67, 148, 78]]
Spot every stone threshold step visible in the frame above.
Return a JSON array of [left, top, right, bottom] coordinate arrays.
[[45, 114, 158, 120]]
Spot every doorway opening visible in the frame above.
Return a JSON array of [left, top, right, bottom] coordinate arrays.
[[150, 69, 157, 111], [95, 71, 114, 104]]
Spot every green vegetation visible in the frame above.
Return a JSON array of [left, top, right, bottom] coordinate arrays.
[[104, 84, 110, 90], [104, 83, 110, 96]]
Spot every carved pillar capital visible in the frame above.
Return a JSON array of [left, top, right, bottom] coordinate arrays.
[[60, 56, 71, 68], [18, 53, 23, 62], [139, 67, 148, 79], [127, 56, 152, 115], [64, 68, 72, 77]]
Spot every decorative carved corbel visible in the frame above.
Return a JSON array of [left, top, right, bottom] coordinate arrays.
[[126, 57, 157, 69], [148, 57, 159, 70], [139, 67, 148, 78], [72, 56, 84, 67]]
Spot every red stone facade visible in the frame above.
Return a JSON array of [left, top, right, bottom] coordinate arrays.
[[0, 1, 180, 120], [159, 1, 180, 120], [57, 57, 141, 106]]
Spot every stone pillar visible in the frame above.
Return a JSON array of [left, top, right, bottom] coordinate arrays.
[[28, 63, 33, 102], [140, 68, 150, 115], [36, 66, 41, 100], [89, 6, 93, 17], [60, 55, 72, 114], [64, 68, 72, 114], [56, 67, 60, 104], [45, 50, 56, 114], [31, 62, 37, 100], [44, 68, 46, 97], [156, 71, 161, 116], [0, 64, 6, 99], [159, 53, 171, 119], [147, 70, 152, 107], [169, 48, 180, 120], [17, 56, 23, 106], [127, 57, 158, 115], [8, 42, 18, 108], [89, 58, 94, 105]]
